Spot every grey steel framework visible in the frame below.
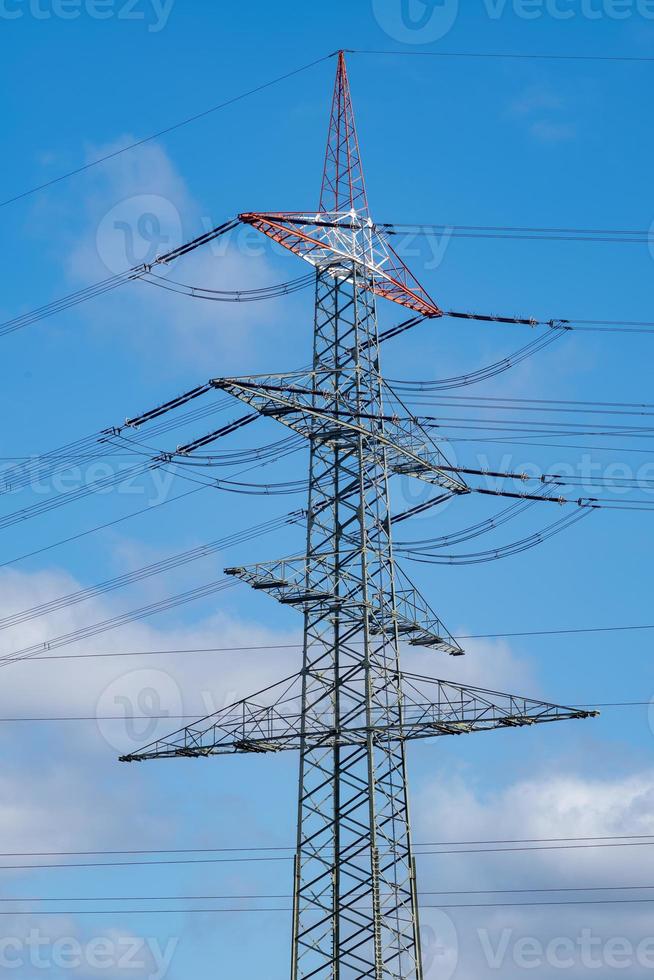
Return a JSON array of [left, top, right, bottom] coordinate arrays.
[[121, 52, 597, 979]]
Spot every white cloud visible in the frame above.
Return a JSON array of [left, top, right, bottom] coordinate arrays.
[[509, 86, 565, 117], [507, 84, 577, 145], [529, 119, 578, 145], [413, 769, 654, 978], [49, 136, 292, 369], [0, 558, 545, 752], [403, 635, 539, 694], [0, 563, 302, 752], [1, 559, 650, 976]]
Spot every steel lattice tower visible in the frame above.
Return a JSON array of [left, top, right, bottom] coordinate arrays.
[[122, 52, 596, 979]]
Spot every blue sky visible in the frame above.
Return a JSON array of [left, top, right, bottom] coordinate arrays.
[[1, 2, 654, 978]]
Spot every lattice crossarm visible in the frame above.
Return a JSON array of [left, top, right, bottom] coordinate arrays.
[[238, 211, 442, 318], [120, 675, 305, 762], [398, 674, 599, 742], [211, 376, 466, 492], [224, 556, 462, 655]]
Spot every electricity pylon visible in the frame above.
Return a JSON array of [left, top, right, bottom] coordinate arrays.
[[121, 52, 597, 979]]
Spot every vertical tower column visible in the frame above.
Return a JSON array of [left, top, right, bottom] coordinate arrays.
[[291, 256, 423, 979]]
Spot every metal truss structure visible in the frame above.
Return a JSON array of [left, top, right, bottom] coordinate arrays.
[[121, 52, 597, 979]]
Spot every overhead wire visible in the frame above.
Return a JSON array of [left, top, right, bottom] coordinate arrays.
[[438, 310, 654, 335], [0, 578, 237, 669], [0, 510, 303, 635], [3, 832, 654, 860], [0, 832, 652, 860], [376, 311, 569, 397], [280, 214, 654, 249], [348, 47, 654, 64], [0, 53, 336, 210], [468, 486, 654, 513], [394, 391, 654, 417], [0, 486, 209, 572], [3, 623, 654, 667], [141, 270, 315, 302], [3, 883, 654, 902], [420, 414, 654, 438], [394, 497, 541, 549], [3, 838, 654, 872], [0, 394, 234, 497], [0, 219, 241, 340], [0, 407, 307, 536], [398, 507, 592, 565], [6, 898, 654, 914], [0, 505, 307, 667]]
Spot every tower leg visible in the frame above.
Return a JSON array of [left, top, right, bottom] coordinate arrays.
[[291, 268, 423, 979]]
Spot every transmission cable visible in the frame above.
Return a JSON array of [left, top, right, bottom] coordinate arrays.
[[395, 391, 654, 417], [7, 898, 654, 914], [9, 617, 654, 665], [380, 221, 654, 247], [394, 497, 540, 550], [3, 839, 654, 872], [0, 410, 305, 534], [141, 270, 315, 302], [399, 507, 591, 565], [0, 579, 237, 669], [1, 54, 335, 209], [0, 220, 239, 340], [399, 332, 564, 390], [0, 511, 302, 634], [0, 883, 651, 904], [0, 836, 640, 856], [0, 488, 202, 571], [0, 395, 233, 497], [348, 47, 654, 64]]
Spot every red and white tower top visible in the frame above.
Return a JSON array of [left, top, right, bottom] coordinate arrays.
[[240, 51, 443, 318]]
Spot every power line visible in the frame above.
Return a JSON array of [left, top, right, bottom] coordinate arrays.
[[398, 392, 654, 417], [1, 833, 652, 858], [0, 703, 642, 724], [13, 643, 300, 663], [4, 839, 654, 871], [442, 311, 654, 335], [0, 578, 237, 669], [4, 883, 654, 902], [0, 698, 647, 723], [458, 623, 654, 640], [442, 435, 654, 456], [0, 269, 313, 341], [9, 619, 654, 665], [349, 48, 654, 64], [2, 898, 654, 915], [1, 49, 650, 215], [0, 510, 300, 635], [384, 222, 654, 246], [0, 485, 205, 571], [293, 215, 654, 247], [0, 54, 335, 210]]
